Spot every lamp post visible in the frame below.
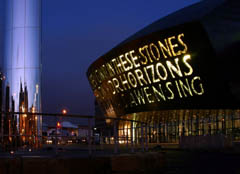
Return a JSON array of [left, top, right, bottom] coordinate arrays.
[[60, 109, 67, 143]]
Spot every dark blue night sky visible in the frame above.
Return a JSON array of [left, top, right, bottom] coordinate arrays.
[[0, 0, 200, 115]]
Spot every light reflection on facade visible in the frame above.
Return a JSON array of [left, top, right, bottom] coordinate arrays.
[[3, 0, 42, 146]]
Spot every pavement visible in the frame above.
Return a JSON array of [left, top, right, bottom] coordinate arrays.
[[1, 143, 240, 174]]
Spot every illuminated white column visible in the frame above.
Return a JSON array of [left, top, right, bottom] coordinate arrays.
[[4, 0, 42, 134]]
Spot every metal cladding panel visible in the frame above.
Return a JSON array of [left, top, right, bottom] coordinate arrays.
[[119, 0, 225, 47], [5, 0, 13, 31], [5, 0, 40, 29], [12, 0, 25, 27], [201, 0, 240, 53], [25, 0, 41, 27], [6, 28, 40, 69], [24, 29, 41, 68], [11, 28, 25, 68], [4, 30, 12, 69], [11, 0, 40, 27], [87, 0, 240, 118], [87, 22, 240, 117]]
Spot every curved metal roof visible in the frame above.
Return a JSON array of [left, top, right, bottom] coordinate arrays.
[[117, 0, 240, 55], [120, 0, 225, 46]]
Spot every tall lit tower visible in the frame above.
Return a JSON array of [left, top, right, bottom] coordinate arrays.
[[4, 0, 42, 136]]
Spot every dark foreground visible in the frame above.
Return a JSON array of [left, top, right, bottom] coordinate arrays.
[[1, 147, 240, 174], [165, 149, 240, 174]]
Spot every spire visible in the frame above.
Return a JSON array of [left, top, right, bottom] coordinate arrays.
[[24, 83, 28, 112], [19, 80, 24, 107], [20, 79, 23, 93]]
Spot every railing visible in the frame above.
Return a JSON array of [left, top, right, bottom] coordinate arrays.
[[0, 112, 153, 156], [1, 111, 239, 156]]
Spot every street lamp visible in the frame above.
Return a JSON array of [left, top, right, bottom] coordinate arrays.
[[57, 121, 61, 129], [59, 108, 67, 144], [62, 109, 67, 115]]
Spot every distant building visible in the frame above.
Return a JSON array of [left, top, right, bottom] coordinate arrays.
[[42, 116, 92, 144]]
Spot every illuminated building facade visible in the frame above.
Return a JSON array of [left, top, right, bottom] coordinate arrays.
[[87, 0, 240, 144], [3, 0, 42, 145]]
